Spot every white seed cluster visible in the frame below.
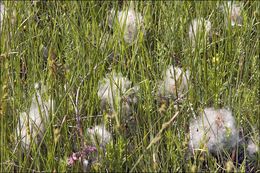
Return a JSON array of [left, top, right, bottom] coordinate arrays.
[[189, 107, 239, 155], [17, 83, 52, 151], [188, 18, 211, 47], [85, 125, 111, 166], [108, 2, 145, 44], [0, 2, 6, 31], [159, 66, 190, 98], [98, 72, 138, 117], [221, 1, 243, 27], [246, 131, 259, 158], [86, 125, 111, 150]]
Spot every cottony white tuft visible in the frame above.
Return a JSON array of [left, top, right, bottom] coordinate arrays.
[[247, 139, 259, 158], [86, 125, 111, 149], [246, 130, 259, 158], [0, 2, 6, 31], [17, 82, 53, 151], [98, 72, 138, 117], [108, 2, 145, 44], [188, 18, 211, 47], [0, 3, 16, 33], [84, 125, 111, 166], [221, 1, 243, 27], [189, 107, 239, 156], [159, 66, 190, 98]]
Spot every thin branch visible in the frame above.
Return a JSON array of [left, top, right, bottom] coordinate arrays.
[[67, 114, 104, 122], [0, 52, 19, 58]]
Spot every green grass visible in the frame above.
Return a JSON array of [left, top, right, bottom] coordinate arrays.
[[0, 1, 259, 172]]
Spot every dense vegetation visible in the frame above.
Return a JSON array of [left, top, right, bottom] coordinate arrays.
[[0, 1, 259, 172]]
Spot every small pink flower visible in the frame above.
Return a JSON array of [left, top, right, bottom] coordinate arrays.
[[68, 157, 74, 166], [72, 152, 78, 160], [67, 145, 97, 167], [82, 145, 97, 152]]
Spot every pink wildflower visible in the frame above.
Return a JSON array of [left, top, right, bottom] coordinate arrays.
[[72, 152, 78, 160], [67, 145, 97, 166], [68, 157, 74, 166]]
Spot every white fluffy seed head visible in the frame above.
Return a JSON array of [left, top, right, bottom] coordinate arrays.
[[246, 130, 259, 158], [108, 2, 145, 44], [98, 72, 137, 117], [0, 2, 6, 31], [221, 1, 243, 27], [159, 66, 190, 98], [188, 18, 211, 47], [86, 125, 111, 150], [189, 107, 239, 156], [0, 3, 16, 33], [247, 139, 259, 158], [85, 125, 111, 166], [17, 82, 52, 151]]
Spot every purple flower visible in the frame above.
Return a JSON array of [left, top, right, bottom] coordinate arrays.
[[82, 145, 97, 152], [67, 145, 97, 166], [68, 157, 74, 166]]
